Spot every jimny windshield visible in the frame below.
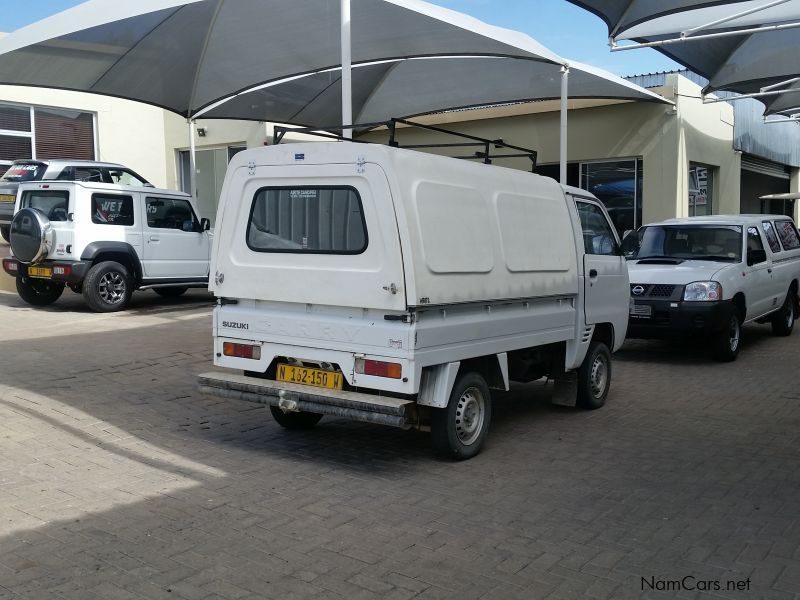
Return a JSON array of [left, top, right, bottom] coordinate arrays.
[[636, 225, 743, 262]]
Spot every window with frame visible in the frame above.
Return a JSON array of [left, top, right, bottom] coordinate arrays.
[[21, 190, 70, 222], [689, 163, 714, 217], [762, 221, 782, 253], [576, 202, 619, 256], [248, 187, 368, 254], [92, 194, 134, 226], [107, 168, 149, 187], [146, 197, 198, 231], [747, 226, 766, 263], [774, 220, 800, 250]]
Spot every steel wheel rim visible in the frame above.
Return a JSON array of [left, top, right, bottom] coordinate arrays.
[[455, 387, 485, 446], [98, 272, 126, 304], [787, 301, 795, 329], [728, 316, 740, 352], [590, 354, 608, 399]]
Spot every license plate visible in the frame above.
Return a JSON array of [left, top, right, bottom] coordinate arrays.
[[629, 301, 652, 318], [277, 364, 344, 390], [0, 194, 14, 203], [27, 266, 53, 279]]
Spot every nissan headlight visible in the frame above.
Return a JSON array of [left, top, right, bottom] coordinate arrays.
[[684, 281, 722, 302]]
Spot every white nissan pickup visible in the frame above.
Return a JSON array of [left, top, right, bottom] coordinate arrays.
[[625, 215, 800, 361], [198, 142, 629, 459]]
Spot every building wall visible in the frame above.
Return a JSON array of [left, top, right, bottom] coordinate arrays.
[[0, 86, 171, 188]]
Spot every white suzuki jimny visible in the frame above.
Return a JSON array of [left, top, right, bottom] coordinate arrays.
[[3, 180, 211, 312]]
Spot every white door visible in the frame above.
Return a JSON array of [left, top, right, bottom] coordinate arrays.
[[575, 200, 630, 335], [141, 196, 209, 279], [745, 226, 777, 318]]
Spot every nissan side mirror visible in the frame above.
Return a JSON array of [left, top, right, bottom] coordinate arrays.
[[747, 248, 767, 266], [620, 229, 641, 258], [200, 218, 211, 232]]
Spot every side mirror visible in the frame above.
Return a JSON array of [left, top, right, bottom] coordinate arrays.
[[200, 218, 211, 232], [620, 230, 641, 257], [622, 229, 634, 240], [747, 248, 767, 266]]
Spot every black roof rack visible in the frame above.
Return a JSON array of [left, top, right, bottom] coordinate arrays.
[[273, 118, 537, 171]]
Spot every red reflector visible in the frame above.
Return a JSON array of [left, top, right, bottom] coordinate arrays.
[[53, 265, 72, 276], [362, 359, 402, 379], [223, 342, 261, 360]]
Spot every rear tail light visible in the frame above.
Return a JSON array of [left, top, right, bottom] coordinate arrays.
[[223, 342, 262, 360], [53, 265, 72, 276], [355, 358, 402, 379], [2, 259, 18, 273]]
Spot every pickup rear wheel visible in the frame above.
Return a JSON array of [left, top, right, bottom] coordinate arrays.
[[771, 291, 796, 337], [577, 341, 611, 410], [269, 406, 323, 429], [431, 371, 492, 460], [16, 278, 64, 307], [713, 312, 741, 362], [83, 261, 133, 312]]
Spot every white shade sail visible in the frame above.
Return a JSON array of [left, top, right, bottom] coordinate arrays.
[[0, 0, 666, 123]]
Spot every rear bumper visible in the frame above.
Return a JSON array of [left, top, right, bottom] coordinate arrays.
[[2, 258, 91, 284], [198, 371, 416, 429], [627, 299, 735, 338]]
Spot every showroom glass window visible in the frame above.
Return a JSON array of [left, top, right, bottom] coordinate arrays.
[[689, 163, 714, 217], [580, 159, 643, 237], [0, 103, 95, 176]]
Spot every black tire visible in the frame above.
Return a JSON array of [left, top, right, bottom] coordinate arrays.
[[82, 261, 133, 312], [154, 287, 188, 298], [269, 406, 323, 429], [431, 371, 492, 460], [0, 225, 9, 243], [16, 277, 64, 307], [577, 341, 612, 410], [713, 311, 742, 362], [771, 291, 796, 337]]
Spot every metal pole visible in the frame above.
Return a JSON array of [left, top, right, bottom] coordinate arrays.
[[341, 0, 353, 139], [189, 119, 197, 199], [560, 66, 569, 185]]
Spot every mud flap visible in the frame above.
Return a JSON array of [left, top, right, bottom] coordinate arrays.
[[550, 371, 578, 407]]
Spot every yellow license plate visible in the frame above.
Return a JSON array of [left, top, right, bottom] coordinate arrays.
[[277, 364, 344, 390], [0, 194, 14, 203], [28, 266, 53, 279]]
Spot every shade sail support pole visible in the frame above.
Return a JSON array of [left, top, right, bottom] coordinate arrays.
[[189, 119, 197, 200], [560, 65, 569, 185], [341, 0, 353, 139], [703, 87, 800, 104], [611, 19, 800, 50], [682, 0, 790, 37]]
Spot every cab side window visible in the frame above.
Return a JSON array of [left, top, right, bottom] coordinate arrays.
[[146, 198, 198, 231], [577, 202, 619, 256], [747, 227, 767, 264]]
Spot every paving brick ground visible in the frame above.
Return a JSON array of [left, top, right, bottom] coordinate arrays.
[[0, 287, 798, 599]]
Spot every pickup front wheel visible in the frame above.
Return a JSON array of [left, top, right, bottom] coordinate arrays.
[[713, 312, 741, 362], [431, 371, 492, 460], [83, 261, 133, 312], [577, 341, 611, 409], [771, 291, 796, 337]]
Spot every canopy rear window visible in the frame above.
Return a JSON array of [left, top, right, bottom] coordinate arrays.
[[247, 187, 367, 254]]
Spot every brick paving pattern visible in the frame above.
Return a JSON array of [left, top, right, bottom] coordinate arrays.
[[0, 288, 798, 599]]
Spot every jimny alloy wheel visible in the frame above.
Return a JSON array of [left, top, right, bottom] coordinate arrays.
[[98, 271, 127, 305]]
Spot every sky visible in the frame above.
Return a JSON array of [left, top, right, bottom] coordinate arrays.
[[0, 0, 681, 77]]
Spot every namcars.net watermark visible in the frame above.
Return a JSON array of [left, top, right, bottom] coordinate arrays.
[[642, 575, 751, 593]]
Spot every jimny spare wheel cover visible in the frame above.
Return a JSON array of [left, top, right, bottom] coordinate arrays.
[[10, 208, 53, 264]]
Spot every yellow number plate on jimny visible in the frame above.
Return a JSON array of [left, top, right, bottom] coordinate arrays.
[[277, 364, 344, 390], [0, 194, 15, 203], [27, 266, 53, 279]]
